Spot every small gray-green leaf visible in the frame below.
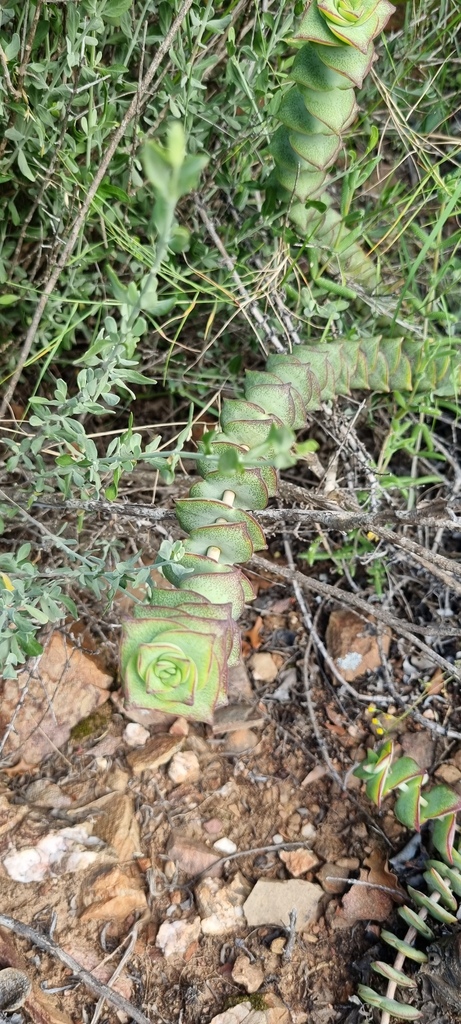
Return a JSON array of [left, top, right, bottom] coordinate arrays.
[[17, 150, 35, 181]]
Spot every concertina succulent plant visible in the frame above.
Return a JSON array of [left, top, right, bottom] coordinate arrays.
[[121, 338, 461, 724], [354, 741, 461, 1019], [120, 2, 461, 724], [271, 0, 396, 285]]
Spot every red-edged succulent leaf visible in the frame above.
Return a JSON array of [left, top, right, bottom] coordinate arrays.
[[179, 566, 254, 618], [184, 521, 255, 564], [220, 398, 277, 426], [394, 776, 423, 832], [419, 785, 461, 824], [314, 40, 376, 88], [174, 499, 266, 551], [353, 747, 379, 780], [359, 741, 393, 806], [381, 756, 421, 797], [189, 469, 270, 510], [427, 809, 460, 864]]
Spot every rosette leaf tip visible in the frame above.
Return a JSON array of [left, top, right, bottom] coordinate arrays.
[[120, 600, 234, 723]]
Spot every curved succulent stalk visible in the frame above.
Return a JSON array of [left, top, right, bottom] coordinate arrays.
[[356, 742, 461, 1019], [272, 0, 395, 284], [358, 858, 461, 1020], [121, 339, 460, 721]]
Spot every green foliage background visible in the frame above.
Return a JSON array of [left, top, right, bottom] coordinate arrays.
[[0, 0, 461, 678]]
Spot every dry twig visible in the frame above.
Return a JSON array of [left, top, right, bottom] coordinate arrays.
[[0, 914, 150, 1024], [249, 553, 461, 703]]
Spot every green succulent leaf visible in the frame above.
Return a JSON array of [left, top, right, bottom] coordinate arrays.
[[422, 868, 458, 911], [358, 986, 422, 1019], [189, 470, 270, 510], [397, 906, 434, 940], [406, 886, 458, 925], [432, 814, 459, 865], [174, 499, 266, 551], [394, 776, 423, 831], [371, 962, 416, 987], [425, 859, 461, 897], [381, 756, 421, 796], [380, 931, 428, 963], [179, 567, 254, 619], [419, 785, 461, 824], [121, 609, 233, 723], [133, 599, 240, 667], [184, 521, 254, 564]]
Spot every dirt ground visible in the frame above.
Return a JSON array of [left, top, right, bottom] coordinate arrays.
[[1, 565, 460, 1024]]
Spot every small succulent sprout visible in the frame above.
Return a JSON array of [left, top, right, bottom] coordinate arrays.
[[121, 598, 235, 723], [314, 0, 396, 49]]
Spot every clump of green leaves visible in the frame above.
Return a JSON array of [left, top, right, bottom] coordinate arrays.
[[354, 740, 461, 863], [0, 123, 208, 676]]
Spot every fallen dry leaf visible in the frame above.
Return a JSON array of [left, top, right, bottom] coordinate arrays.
[[335, 849, 404, 926], [245, 616, 264, 651], [0, 632, 112, 767], [425, 669, 445, 696], [364, 849, 405, 899], [336, 871, 393, 924], [326, 610, 391, 683], [301, 765, 328, 787]]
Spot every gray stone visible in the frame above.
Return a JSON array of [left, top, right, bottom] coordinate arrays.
[[243, 879, 323, 932]]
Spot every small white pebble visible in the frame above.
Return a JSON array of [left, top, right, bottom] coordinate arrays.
[[213, 837, 237, 855], [164, 860, 176, 882], [301, 822, 317, 840], [123, 723, 150, 747], [272, 834, 284, 845], [168, 750, 200, 785]]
